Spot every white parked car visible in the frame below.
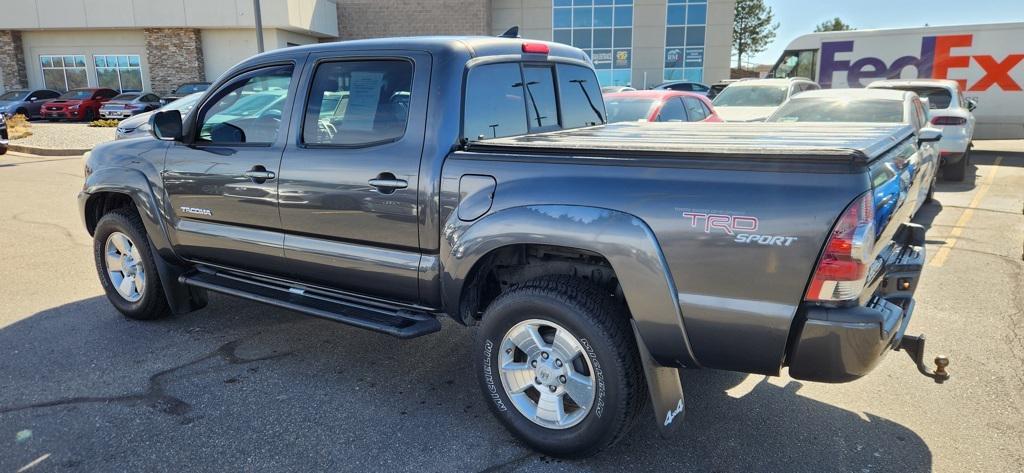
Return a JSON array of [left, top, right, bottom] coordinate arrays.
[[868, 79, 976, 181], [766, 88, 942, 216], [711, 77, 820, 122]]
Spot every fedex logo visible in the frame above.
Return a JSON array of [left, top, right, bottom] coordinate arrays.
[[820, 34, 1024, 91]]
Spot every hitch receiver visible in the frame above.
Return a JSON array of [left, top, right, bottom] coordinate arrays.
[[897, 334, 950, 383]]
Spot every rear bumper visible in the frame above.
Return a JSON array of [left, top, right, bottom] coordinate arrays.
[[787, 225, 926, 383]]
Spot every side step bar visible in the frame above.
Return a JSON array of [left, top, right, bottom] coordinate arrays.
[[179, 267, 441, 339]]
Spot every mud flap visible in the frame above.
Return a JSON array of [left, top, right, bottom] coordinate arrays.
[[150, 243, 208, 315], [631, 321, 685, 437]]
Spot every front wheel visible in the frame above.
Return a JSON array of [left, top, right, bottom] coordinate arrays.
[[93, 208, 171, 320], [474, 276, 646, 458]]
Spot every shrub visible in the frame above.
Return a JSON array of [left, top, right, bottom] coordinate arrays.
[[88, 119, 121, 128], [6, 114, 32, 139]]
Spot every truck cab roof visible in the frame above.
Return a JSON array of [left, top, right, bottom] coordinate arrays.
[[234, 36, 590, 70]]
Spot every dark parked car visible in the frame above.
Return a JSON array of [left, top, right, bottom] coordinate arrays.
[[99, 92, 162, 119], [43, 88, 118, 122], [0, 89, 61, 119], [652, 80, 711, 95], [79, 36, 948, 459], [162, 82, 211, 104]]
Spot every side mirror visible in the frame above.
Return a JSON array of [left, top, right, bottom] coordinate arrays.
[[150, 110, 183, 141], [967, 98, 977, 112], [917, 127, 942, 145]]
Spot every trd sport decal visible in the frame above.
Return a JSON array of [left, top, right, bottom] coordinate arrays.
[[680, 210, 799, 247]]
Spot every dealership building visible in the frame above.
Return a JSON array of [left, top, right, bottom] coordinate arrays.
[[0, 0, 735, 95]]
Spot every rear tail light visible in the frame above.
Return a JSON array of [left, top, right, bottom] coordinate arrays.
[[805, 192, 875, 302], [522, 42, 550, 54], [931, 116, 966, 126]]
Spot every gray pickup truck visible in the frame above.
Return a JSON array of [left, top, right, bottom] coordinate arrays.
[[79, 36, 948, 457]]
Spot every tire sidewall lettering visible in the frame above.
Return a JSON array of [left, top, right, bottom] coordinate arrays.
[[578, 338, 606, 418], [482, 338, 508, 412]]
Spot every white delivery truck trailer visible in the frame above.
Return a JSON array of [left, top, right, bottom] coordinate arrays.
[[768, 22, 1024, 139]]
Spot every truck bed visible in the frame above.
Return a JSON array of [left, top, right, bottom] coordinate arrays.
[[467, 122, 914, 165]]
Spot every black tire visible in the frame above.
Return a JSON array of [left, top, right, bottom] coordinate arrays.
[[83, 109, 97, 122], [15, 108, 28, 118], [474, 276, 646, 458], [0, 145, 6, 156], [93, 208, 171, 320], [943, 149, 969, 182]]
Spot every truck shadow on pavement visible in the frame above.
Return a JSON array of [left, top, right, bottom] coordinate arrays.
[[0, 295, 931, 472]]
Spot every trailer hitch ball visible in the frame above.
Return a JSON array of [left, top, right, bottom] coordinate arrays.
[[897, 334, 950, 384], [934, 355, 950, 379]]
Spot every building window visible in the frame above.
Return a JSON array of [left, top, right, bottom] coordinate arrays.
[[664, 0, 707, 83], [95, 55, 144, 92], [40, 55, 88, 92], [553, 0, 634, 87]]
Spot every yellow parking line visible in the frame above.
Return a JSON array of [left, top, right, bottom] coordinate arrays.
[[929, 156, 1003, 267]]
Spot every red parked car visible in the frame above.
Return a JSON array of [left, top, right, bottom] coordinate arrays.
[[43, 88, 119, 122], [603, 90, 722, 123]]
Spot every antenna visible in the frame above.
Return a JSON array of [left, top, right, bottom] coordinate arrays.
[[500, 26, 521, 38]]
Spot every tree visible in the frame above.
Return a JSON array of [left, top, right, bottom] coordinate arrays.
[[732, 0, 779, 69], [814, 17, 855, 32]]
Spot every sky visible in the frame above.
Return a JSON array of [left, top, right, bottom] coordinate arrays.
[[749, 0, 1024, 66]]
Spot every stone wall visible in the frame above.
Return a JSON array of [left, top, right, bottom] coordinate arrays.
[[334, 0, 490, 40], [144, 28, 205, 95], [0, 31, 28, 92]]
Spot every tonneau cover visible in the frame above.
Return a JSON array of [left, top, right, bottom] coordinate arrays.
[[467, 122, 915, 162]]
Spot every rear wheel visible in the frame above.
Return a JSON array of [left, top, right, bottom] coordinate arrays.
[[93, 208, 171, 320], [474, 276, 646, 458]]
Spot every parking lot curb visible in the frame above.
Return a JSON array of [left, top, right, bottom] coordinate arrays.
[[6, 143, 91, 156]]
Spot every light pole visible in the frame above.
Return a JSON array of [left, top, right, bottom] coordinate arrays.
[[253, 0, 265, 53]]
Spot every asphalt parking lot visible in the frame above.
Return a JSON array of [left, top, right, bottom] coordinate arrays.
[[1, 144, 1022, 472]]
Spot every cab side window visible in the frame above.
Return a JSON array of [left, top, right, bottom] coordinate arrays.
[[464, 63, 527, 141], [303, 60, 413, 146], [196, 65, 293, 145]]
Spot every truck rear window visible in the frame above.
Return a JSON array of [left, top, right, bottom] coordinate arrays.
[[463, 62, 605, 142]]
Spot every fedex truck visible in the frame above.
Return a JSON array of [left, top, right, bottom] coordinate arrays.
[[768, 22, 1024, 139]]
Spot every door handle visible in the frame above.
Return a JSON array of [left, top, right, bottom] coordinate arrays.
[[244, 166, 275, 182], [368, 177, 408, 191]]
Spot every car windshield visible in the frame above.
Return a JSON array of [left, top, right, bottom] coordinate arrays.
[[112, 94, 139, 101], [174, 84, 209, 95], [768, 98, 905, 123], [0, 91, 29, 101], [59, 90, 94, 100], [713, 85, 788, 107], [877, 86, 952, 109], [604, 98, 657, 123]]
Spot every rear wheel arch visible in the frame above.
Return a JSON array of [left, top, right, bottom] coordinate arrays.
[[442, 205, 698, 367], [457, 244, 628, 325]]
